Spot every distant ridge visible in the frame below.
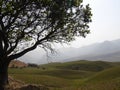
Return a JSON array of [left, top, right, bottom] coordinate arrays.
[[20, 38, 120, 64], [47, 39, 120, 62]]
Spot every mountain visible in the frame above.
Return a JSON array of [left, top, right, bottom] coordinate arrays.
[[85, 51, 120, 61], [20, 39, 120, 64], [77, 39, 120, 61], [46, 39, 120, 62]]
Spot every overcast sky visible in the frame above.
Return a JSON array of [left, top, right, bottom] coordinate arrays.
[[68, 0, 120, 48]]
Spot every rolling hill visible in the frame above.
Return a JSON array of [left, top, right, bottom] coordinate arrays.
[[9, 60, 120, 90]]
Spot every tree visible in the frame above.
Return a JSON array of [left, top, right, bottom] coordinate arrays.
[[0, 0, 92, 89]]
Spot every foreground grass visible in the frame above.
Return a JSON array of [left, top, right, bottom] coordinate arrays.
[[9, 68, 90, 88], [12, 74, 71, 87]]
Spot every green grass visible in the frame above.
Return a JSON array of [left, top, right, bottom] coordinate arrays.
[[86, 66, 120, 82], [9, 60, 120, 90], [41, 60, 113, 72], [9, 68, 94, 79], [12, 74, 71, 87]]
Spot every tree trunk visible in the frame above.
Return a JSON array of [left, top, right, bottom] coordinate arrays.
[[0, 62, 9, 90]]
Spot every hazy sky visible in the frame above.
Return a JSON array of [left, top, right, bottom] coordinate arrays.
[[69, 0, 120, 47]]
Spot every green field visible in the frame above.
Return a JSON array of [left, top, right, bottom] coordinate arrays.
[[9, 60, 120, 90]]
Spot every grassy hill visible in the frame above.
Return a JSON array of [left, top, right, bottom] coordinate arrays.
[[40, 60, 114, 71], [86, 66, 120, 82], [9, 60, 120, 90], [73, 66, 120, 90]]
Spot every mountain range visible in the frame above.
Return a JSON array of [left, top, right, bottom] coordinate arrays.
[[20, 39, 120, 64]]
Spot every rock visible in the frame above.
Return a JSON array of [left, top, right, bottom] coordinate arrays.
[[6, 76, 49, 90], [15, 84, 49, 90], [9, 60, 28, 68]]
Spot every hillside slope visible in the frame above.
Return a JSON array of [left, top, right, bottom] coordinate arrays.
[[86, 66, 120, 82], [9, 60, 120, 90]]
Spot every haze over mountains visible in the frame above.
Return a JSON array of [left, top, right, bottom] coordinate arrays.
[[20, 39, 120, 64]]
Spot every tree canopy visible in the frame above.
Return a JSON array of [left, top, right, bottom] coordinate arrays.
[[0, 0, 92, 61]]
